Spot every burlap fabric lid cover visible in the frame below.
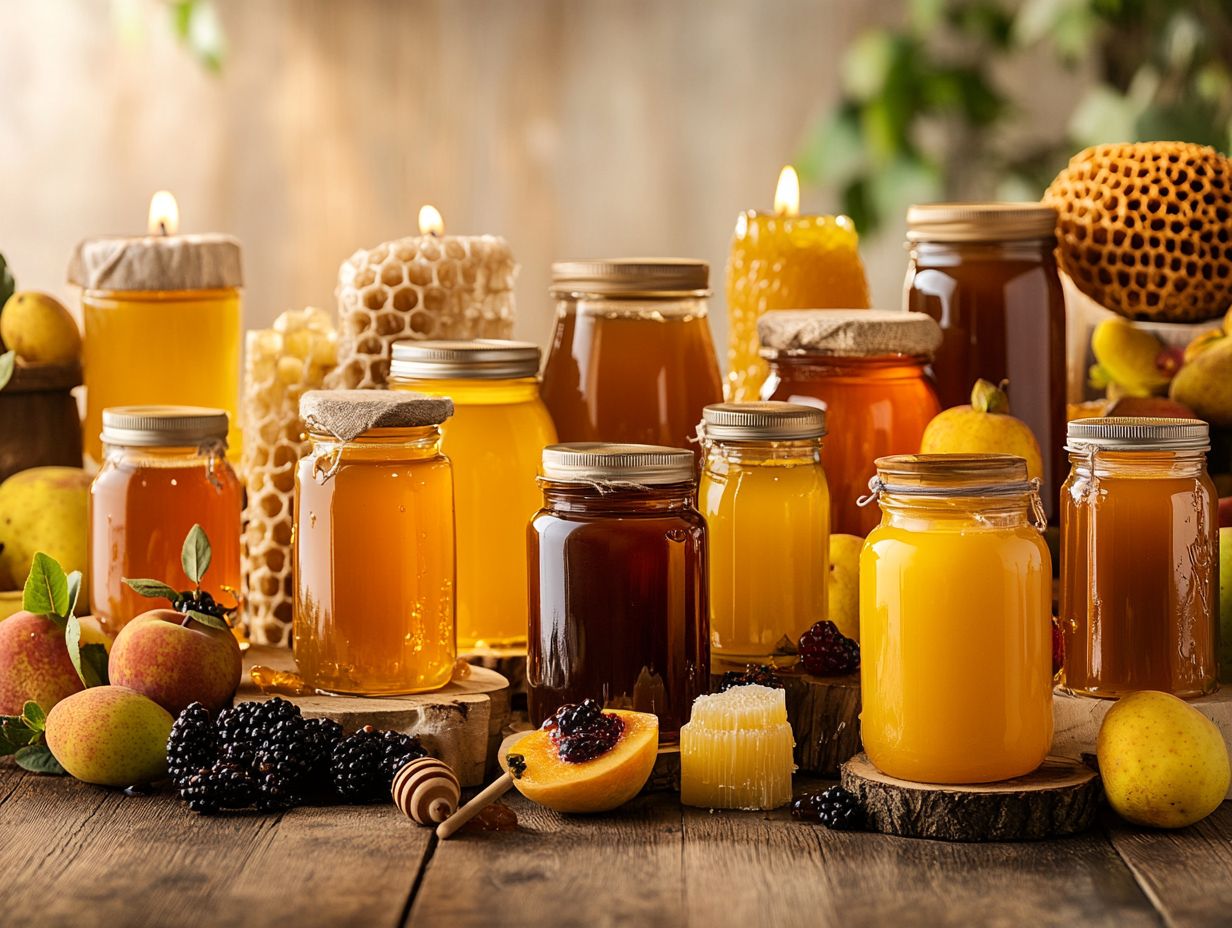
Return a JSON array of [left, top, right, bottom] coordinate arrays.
[[68, 235, 243, 291], [300, 390, 453, 442], [758, 309, 942, 359]]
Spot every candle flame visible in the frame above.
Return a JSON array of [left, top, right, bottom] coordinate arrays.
[[148, 190, 180, 236], [773, 165, 800, 217], [418, 204, 444, 236]]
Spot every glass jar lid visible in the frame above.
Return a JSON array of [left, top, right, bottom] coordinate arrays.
[[1066, 417, 1210, 452], [300, 389, 453, 442], [906, 203, 1057, 242], [701, 402, 826, 441], [102, 405, 229, 447], [389, 339, 541, 380], [550, 259, 709, 296], [541, 443, 695, 485], [758, 309, 942, 360]]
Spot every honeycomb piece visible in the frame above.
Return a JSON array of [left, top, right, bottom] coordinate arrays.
[[241, 307, 338, 646], [330, 234, 517, 389], [1044, 142, 1232, 323]]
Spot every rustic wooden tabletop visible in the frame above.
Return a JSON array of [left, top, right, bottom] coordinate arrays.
[[2, 766, 1229, 928]]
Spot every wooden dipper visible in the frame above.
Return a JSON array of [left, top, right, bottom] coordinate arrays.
[[391, 757, 461, 826]]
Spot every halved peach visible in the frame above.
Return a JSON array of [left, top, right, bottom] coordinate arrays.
[[500, 710, 659, 813]]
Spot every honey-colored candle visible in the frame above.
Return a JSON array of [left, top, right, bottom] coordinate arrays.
[[725, 166, 872, 401], [69, 191, 243, 463]]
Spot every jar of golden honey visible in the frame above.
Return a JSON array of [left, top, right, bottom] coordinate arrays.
[[698, 402, 829, 668], [904, 203, 1065, 518], [1060, 418, 1218, 699], [760, 310, 942, 536], [860, 454, 1053, 783], [89, 406, 243, 637], [540, 260, 724, 450], [293, 390, 456, 695], [528, 443, 709, 743], [389, 339, 557, 654]]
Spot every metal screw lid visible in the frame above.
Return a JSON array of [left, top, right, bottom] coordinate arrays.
[[389, 339, 541, 380], [700, 402, 826, 441], [906, 202, 1057, 242], [550, 259, 710, 296], [540, 443, 696, 485], [1066, 417, 1210, 452], [101, 405, 229, 447]]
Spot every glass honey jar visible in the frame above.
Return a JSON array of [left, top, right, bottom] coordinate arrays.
[[698, 402, 829, 669], [760, 310, 942, 536], [293, 390, 456, 696], [527, 443, 710, 743], [389, 339, 557, 655], [540, 259, 724, 451], [1060, 418, 1219, 699]]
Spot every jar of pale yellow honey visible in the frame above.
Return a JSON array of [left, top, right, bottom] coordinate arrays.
[[293, 390, 456, 696], [389, 339, 557, 654], [860, 454, 1053, 784], [698, 402, 829, 669]]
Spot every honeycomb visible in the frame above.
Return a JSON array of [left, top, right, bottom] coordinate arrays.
[[1044, 142, 1232, 323], [241, 307, 337, 646], [329, 234, 517, 389]]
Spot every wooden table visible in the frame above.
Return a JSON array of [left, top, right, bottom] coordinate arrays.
[[2, 764, 1229, 928]]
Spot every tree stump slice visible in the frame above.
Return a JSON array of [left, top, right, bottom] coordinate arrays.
[[240, 646, 510, 787], [840, 753, 1102, 842], [466, 652, 527, 713]]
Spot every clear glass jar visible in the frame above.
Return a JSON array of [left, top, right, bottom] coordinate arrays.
[[904, 204, 1066, 518], [861, 453, 1053, 783], [527, 444, 709, 743], [698, 402, 829, 668], [389, 339, 557, 654], [293, 392, 456, 695], [1060, 418, 1218, 699], [540, 259, 724, 450], [89, 406, 243, 638]]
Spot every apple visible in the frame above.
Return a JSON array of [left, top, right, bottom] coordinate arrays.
[[1218, 497, 1232, 529], [107, 608, 242, 715], [0, 611, 83, 714]]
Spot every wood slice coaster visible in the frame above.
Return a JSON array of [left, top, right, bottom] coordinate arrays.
[[465, 652, 527, 713], [239, 646, 511, 788], [840, 753, 1102, 842]]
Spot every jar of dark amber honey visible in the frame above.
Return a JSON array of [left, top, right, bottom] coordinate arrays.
[[1060, 417, 1218, 699], [527, 443, 709, 743], [904, 203, 1065, 518]]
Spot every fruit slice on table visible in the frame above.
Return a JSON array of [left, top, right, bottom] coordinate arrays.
[[501, 705, 659, 814], [920, 379, 1043, 480]]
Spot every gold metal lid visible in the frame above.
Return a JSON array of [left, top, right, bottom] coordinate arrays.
[[389, 339, 541, 380], [757, 309, 942, 360], [700, 402, 826, 441], [1066, 417, 1209, 452], [550, 259, 710, 296], [540, 443, 695, 485], [905, 203, 1058, 243], [101, 405, 229, 447]]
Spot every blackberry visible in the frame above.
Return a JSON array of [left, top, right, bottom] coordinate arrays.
[[330, 726, 427, 803], [792, 785, 863, 831], [176, 588, 234, 622], [506, 753, 527, 780], [798, 621, 860, 676], [167, 703, 218, 789], [217, 697, 302, 749], [180, 762, 255, 814], [303, 717, 344, 777], [715, 665, 784, 693], [542, 700, 625, 764]]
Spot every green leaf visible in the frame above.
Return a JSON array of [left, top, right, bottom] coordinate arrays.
[[0, 350, 14, 391], [0, 717, 38, 755], [65, 570, 82, 618], [0, 253, 14, 310], [14, 744, 66, 776], [64, 617, 108, 689], [122, 578, 180, 603], [23, 552, 70, 622], [181, 524, 211, 586], [184, 609, 228, 631], [21, 702, 45, 731]]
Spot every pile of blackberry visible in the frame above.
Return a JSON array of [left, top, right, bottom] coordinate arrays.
[[798, 621, 861, 676], [715, 664, 784, 693], [166, 699, 425, 814], [792, 785, 864, 831], [541, 699, 624, 763], [174, 589, 235, 624]]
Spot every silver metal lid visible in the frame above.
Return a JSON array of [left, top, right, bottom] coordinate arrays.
[[540, 443, 696, 485], [389, 339, 541, 380], [550, 259, 710, 296], [700, 402, 826, 441], [905, 203, 1058, 242], [1066, 417, 1210, 452], [102, 405, 229, 447]]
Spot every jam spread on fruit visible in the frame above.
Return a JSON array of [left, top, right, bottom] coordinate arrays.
[[541, 699, 625, 763]]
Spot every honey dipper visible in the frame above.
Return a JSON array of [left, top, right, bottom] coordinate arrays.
[[391, 757, 461, 825]]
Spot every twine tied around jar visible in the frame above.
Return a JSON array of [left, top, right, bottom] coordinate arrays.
[[856, 474, 1047, 531], [199, 437, 228, 491]]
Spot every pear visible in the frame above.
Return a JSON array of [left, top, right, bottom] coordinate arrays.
[[1090, 318, 1173, 396], [827, 534, 862, 642], [0, 468, 91, 599], [44, 685, 173, 787], [0, 292, 81, 364], [919, 380, 1043, 480], [1170, 336, 1232, 427]]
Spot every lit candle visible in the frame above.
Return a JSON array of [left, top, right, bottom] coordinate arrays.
[[68, 192, 243, 462], [725, 165, 871, 402], [331, 205, 516, 389]]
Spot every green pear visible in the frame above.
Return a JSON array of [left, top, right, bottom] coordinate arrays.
[[44, 685, 172, 787], [1170, 337, 1232, 427], [0, 468, 91, 601]]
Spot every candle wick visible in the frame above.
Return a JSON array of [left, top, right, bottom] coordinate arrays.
[[158, 221, 168, 236]]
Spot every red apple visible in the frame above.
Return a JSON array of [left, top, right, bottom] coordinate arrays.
[[107, 608, 241, 715], [1220, 497, 1232, 529], [0, 611, 83, 714]]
